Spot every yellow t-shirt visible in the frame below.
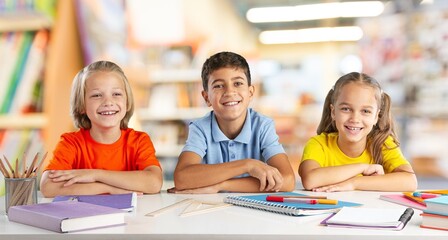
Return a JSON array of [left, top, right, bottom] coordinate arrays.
[[301, 132, 410, 173]]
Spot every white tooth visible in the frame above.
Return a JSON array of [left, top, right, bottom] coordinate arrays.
[[225, 101, 238, 106], [100, 111, 116, 115]]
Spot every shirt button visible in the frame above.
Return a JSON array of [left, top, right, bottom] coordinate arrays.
[[229, 143, 234, 147], [231, 154, 235, 158]]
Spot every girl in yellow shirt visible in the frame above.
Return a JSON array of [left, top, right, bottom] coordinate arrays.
[[299, 72, 417, 192]]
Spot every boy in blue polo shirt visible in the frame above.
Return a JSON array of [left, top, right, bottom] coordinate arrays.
[[170, 51, 295, 193]]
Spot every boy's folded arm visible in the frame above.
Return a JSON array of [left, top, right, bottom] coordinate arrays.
[[174, 152, 252, 190], [266, 153, 295, 192], [174, 152, 295, 192]]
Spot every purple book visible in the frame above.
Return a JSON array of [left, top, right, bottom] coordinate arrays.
[[8, 201, 126, 233], [52, 192, 137, 211]]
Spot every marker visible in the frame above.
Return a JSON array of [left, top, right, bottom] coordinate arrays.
[[267, 195, 327, 199], [266, 196, 338, 205], [413, 192, 439, 199]]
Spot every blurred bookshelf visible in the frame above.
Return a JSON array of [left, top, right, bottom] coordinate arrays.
[[130, 67, 209, 180], [0, 2, 52, 178], [0, 0, 83, 168], [0, 0, 84, 195], [357, 3, 448, 178]]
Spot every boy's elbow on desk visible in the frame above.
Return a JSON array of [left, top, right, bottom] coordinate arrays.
[[173, 172, 189, 190], [281, 173, 296, 192]]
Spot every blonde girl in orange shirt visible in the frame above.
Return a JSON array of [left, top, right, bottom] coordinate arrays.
[[40, 61, 162, 197]]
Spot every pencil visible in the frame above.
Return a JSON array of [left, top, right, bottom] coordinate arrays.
[[14, 157, 19, 178], [21, 151, 27, 178], [268, 195, 327, 199], [25, 152, 40, 178], [3, 155, 15, 178], [0, 157, 11, 178], [31, 151, 48, 176]]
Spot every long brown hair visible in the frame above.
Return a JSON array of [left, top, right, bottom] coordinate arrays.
[[316, 72, 399, 164]]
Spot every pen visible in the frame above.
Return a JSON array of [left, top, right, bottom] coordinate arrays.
[[266, 196, 338, 205], [267, 195, 327, 199], [413, 192, 439, 199]]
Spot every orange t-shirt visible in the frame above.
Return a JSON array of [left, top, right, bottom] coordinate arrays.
[[44, 128, 160, 171]]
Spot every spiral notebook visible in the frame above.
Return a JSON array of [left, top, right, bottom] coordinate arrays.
[[224, 193, 362, 216]]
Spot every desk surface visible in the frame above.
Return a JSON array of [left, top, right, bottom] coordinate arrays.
[[1, 190, 448, 240]]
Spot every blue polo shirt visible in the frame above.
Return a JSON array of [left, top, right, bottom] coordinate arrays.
[[182, 108, 285, 164]]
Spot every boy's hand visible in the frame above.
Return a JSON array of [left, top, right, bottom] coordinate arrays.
[[247, 160, 283, 192], [47, 169, 98, 187], [167, 183, 221, 194], [362, 164, 384, 176]]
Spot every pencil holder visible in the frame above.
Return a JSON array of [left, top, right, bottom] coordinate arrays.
[[5, 177, 37, 214]]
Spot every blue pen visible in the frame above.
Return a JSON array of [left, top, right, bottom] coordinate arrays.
[[413, 192, 439, 199]]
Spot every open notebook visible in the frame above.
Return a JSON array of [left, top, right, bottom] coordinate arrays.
[[321, 207, 414, 231]]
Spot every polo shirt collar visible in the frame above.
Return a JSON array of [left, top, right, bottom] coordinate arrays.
[[211, 109, 251, 144]]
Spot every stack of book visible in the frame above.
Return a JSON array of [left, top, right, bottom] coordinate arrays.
[[7, 193, 136, 233], [421, 195, 448, 231]]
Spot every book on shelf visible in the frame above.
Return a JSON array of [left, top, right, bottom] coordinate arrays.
[[224, 192, 361, 216], [7, 201, 126, 233], [53, 192, 137, 212], [321, 207, 414, 231], [420, 213, 448, 231], [379, 194, 426, 210], [1, 31, 34, 113], [10, 29, 48, 114], [424, 195, 448, 216], [0, 32, 22, 110]]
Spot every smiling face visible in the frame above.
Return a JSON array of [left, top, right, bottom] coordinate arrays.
[[202, 67, 254, 128], [84, 71, 127, 132], [331, 82, 380, 149]]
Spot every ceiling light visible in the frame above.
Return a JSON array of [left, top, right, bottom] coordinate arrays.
[[247, 1, 384, 23], [259, 26, 363, 44]]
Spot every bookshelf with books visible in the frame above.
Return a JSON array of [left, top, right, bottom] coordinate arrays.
[[357, 4, 448, 178], [129, 67, 209, 180], [0, 2, 55, 197], [0, 0, 83, 196]]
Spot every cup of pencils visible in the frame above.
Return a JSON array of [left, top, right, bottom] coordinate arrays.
[[0, 152, 47, 214]]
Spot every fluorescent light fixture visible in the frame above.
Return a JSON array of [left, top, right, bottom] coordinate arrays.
[[420, 0, 433, 4], [259, 26, 363, 44], [247, 1, 384, 23]]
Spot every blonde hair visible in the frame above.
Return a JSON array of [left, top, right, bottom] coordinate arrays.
[[317, 72, 398, 164], [70, 60, 134, 129]]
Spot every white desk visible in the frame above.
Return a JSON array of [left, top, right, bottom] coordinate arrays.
[[1, 190, 448, 240]]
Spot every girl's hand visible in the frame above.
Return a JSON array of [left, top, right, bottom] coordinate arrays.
[[362, 164, 384, 176], [312, 178, 355, 192], [247, 159, 283, 192], [48, 169, 99, 187]]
